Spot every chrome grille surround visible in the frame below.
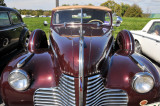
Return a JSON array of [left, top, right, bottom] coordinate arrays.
[[86, 74, 128, 106], [34, 74, 128, 106], [34, 74, 76, 106]]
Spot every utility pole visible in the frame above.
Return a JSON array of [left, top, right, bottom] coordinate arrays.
[[56, 0, 59, 7]]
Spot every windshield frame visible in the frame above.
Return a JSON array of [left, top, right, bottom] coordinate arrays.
[[52, 8, 112, 27]]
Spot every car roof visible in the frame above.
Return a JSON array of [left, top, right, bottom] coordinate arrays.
[[53, 5, 112, 12], [0, 6, 19, 13], [149, 19, 160, 22]]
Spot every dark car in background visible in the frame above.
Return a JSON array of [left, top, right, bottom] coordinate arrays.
[[1, 6, 160, 106], [0, 6, 30, 70]]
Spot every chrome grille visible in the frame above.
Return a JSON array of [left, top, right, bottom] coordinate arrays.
[[34, 74, 128, 106], [34, 74, 76, 106], [86, 74, 128, 106]]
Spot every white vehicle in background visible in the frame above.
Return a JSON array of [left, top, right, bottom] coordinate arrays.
[[131, 19, 160, 64]]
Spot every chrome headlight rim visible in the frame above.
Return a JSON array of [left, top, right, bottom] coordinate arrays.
[[8, 69, 30, 91], [132, 72, 155, 93]]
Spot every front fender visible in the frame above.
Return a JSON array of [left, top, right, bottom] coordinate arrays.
[[106, 51, 160, 105], [0, 50, 61, 106]]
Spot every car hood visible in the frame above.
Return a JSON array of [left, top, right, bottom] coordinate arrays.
[[50, 25, 113, 77]]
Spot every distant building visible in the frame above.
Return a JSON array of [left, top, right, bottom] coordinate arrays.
[[150, 14, 160, 18]]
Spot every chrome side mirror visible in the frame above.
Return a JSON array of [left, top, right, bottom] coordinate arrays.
[[112, 15, 123, 27], [43, 21, 48, 26]]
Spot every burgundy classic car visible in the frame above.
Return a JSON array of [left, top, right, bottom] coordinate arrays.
[[1, 6, 160, 106]]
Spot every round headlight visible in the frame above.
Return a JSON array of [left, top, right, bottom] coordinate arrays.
[[8, 69, 30, 91], [132, 72, 154, 93]]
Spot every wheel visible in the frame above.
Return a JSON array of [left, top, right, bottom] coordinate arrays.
[[18, 35, 29, 51], [24, 36, 29, 49], [135, 40, 142, 54]]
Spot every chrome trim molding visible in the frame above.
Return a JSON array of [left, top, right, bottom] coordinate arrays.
[[31, 30, 36, 52], [132, 33, 160, 43], [131, 54, 150, 72], [81, 8, 83, 24], [79, 25, 84, 106], [96, 35, 113, 70], [34, 74, 76, 106], [126, 30, 133, 52], [105, 37, 114, 59], [17, 52, 34, 68], [49, 37, 58, 58], [0, 24, 23, 31], [86, 74, 128, 105]]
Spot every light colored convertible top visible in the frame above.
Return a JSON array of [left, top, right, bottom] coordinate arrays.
[[53, 5, 112, 12]]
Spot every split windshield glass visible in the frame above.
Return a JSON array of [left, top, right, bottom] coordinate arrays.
[[53, 9, 111, 25]]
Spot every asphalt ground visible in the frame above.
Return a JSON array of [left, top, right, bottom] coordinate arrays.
[[0, 51, 159, 106]]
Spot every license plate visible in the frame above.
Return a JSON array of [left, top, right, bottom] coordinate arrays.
[[145, 102, 160, 106]]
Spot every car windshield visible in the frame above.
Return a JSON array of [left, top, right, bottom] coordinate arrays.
[[53, 9, 111, 25]]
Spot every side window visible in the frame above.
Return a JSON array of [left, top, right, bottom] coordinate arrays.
[[148, 22, 160, 34], [104, 12, 111, 25], [0, 12, 10, 26], [10, 12, 21, 24]]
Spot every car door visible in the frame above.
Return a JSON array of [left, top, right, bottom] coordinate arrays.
[[9, 12, 23, 46], [142, 22, 160, 63], [0, 11, 13, 57], [154, 36, 160, 63]]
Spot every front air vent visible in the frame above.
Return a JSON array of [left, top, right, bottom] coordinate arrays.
[[34, 74, 76, 106], [86, 74, 128, 106], [34, 74, 128, 106]]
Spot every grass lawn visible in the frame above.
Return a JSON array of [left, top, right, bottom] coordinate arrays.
[[23, 17, 154, 38], [113, 17, 154, 37], [23, 17, 51, 39]]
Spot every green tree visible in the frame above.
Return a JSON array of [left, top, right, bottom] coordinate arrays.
[[121, 3, 130, 17], [43, 11, 50, 17], [114, 4, 121, 16], [37, 9, 44, 16], [62, 4, 70, 6], [101, 0, 117, 13], [21, 9, 27, 15], [101, 0, 122, 16], [73, 4, 79, 6], [88, 3, 94, 6], [124, 4, 143, 17], [0, 0, 6, 6]]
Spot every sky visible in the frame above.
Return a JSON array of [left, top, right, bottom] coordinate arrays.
[[5, 0, 160, 13]]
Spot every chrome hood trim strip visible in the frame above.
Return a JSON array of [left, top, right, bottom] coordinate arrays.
[[49, 37, 58, 58], [79, 24, 84, 106], [17, 52, 34, 68], [130, 54, 150, 72]]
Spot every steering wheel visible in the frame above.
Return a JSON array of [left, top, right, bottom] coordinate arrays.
[[88, 19, 103, 24]]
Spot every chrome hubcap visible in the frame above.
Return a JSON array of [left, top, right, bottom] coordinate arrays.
[[25, 37, 29, 47], [135, 41, 141, 53]]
